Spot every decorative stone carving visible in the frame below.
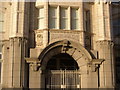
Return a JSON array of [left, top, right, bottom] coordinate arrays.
[[49, 29, 82, 43], [36, 34, 43, 47], [88, 59, 105, 72], [85, 34, 91, 49], [25, 58, 41, 71], [96, 40, 114, 45], [61, 40, 72, 53], [96, 40, 114, 49]]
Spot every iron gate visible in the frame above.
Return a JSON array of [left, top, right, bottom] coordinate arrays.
[[45, 70, 81, 89]]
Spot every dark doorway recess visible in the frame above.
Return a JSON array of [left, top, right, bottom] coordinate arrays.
[[46, 53, 79, 70]]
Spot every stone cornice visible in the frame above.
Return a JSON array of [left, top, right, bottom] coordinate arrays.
[[35, 29, 94, 35]]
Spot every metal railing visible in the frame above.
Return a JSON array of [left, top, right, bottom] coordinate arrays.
[[46, 70, 81, 89]]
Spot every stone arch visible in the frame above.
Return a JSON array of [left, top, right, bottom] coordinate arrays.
[[38, 40, 92, 71]]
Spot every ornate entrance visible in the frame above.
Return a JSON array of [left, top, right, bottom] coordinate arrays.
[[45, 53, 80, 89], [26, 40, 104, 89]]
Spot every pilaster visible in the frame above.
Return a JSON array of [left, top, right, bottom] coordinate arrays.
[[9, 2, 29, 38], [96, 40, 115, 88], [2, 37, 28, 88], [1, 40, 10, 87], [96, 3, 112, 41], [79, 3, 85, 47], [43, 3, 49, 47]]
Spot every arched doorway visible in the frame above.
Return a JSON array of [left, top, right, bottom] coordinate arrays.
[[39, 40, 93, 89], [45, 53, 80, 89], [26, 40, 103, 89]]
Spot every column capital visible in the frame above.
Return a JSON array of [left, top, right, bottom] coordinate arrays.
[[88, 59, 105, 72], [96, 40, 114, 46], [25, 58, 41, 72]]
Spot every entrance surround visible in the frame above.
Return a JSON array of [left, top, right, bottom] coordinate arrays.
[[25, 40, 104, 88]]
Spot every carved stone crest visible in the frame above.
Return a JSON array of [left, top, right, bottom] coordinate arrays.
[[36, 34, 43, 47]]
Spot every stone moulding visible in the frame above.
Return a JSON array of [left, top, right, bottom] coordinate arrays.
[[26, 40, 104, 72], [88, 59, 105, 72], [25, 58, 41, 71], [34, 29, 85, 47]]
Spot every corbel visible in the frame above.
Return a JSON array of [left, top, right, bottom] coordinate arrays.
[[88, 59, 105, 72], [25, 58, 41, 72]]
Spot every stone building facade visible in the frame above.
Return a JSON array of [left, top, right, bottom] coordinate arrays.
[[0, 1, 120, 89]]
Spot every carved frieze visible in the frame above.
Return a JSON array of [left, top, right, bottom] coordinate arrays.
[[96, 40, 114, 48], [35, 29, 83, 47], [49, 29, 81, 43]]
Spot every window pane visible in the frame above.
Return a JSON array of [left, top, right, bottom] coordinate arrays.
[[72, 19, 79, 30], [0, 12, 4, 32], [49, 7, 57, 17], [38, 8, 44, 29], [49, 18, 57, 29], [61, 8, 67, 17], [71, 8, 78, 18], [61, 19, 67, 29], [60, 8, 68, 29], [113, 18, 120, 36], [84, 10, 90, 32], [71, 8, 79, 30], [49, 7, 57, 29]]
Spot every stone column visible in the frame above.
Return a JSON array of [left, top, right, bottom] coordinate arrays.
[[43, 2, 49, 47], [57, 6, 60, 29], [68, 7, 71, 30], [96, 2, 112, 41], [43, 30, 49, 47], [11, 38, 26, 88], [44, 2, 48, 29], [10, 2, 26, 38], [97, 40, 115, 88], [10, 2, 19, 37], [1, 37, 26, 88], [79, 3, 85, 47], [29, 66, 41, 88], [1, 40, 10, 87], [80, 65, 88, 88]]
